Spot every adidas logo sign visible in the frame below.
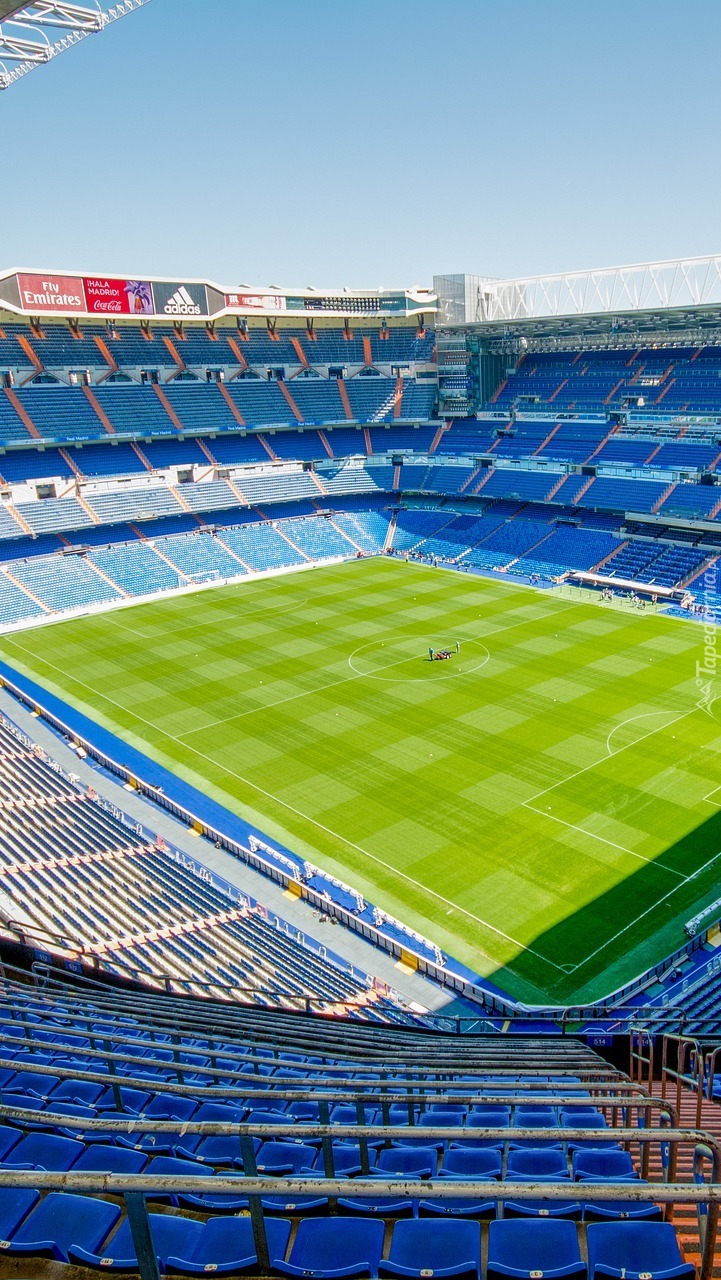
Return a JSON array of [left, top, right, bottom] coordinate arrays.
[[163, 286, 202, 316]]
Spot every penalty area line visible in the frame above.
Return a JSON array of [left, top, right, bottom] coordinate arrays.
[[523, 707, 694, 809], [566, 847, 721, 975], [521, 805, 686, 878]]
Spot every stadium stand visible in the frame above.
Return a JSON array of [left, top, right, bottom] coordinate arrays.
[[0, 959, 711, 1278], [1, 311, 721, 1043], [0, 714, 405, 1016]]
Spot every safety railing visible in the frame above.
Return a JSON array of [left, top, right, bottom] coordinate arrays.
[[632, 1030, 721, 1130], [661, 1035, 707, 1129], [0, 1058, 658, 1128], [631, 1026, 655, 1089], [700, 1043, 721, 1107], [0, 1015, 630, 1083], [0, 960, 623, 1071], [25, 948, 721, 1035], [0, 1111, 713, 1280]]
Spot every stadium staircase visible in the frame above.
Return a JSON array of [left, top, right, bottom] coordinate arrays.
[[650, 1080, 721, 1275], [630, 1034, 721, 1276], [4, 387, 40, 439]]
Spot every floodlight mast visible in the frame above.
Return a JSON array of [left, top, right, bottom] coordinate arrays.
[[0, 0, 151, 90]]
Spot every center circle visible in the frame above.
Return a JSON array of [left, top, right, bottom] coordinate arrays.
[[348, 635, 490, 681]]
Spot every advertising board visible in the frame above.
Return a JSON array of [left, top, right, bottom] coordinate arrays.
[[16, 273, 86, 313], [83, 278, 153, 315], [151, 281, 208, 317], [224, 292, 286, 311]]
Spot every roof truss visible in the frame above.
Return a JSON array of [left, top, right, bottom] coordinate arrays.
[[467, 255, 721, 324], [0, 0, 150, 89]]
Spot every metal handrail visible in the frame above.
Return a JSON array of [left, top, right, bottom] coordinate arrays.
[[0, 1007, 621, 1071], [0, 1057, 659, 1114], [661, 1034, 706, 1129], [24, 950, 721, 1031], [30, 961, 719, 1041], [0, 993, 619, 1064], [630, 1025, 655, 1088], [0, 1020, 636, 1094], [703, 1044, 721, 1103], [0, 1143, 715, 1280], [0, 979, 626, 1070], [25, 955, 709, 1045]]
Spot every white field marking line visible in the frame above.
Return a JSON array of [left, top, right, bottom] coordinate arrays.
[[0, 594, 583, 747], [522, 708, 695, 809], [167, 735, 570, 975], [0, 637, 568, 975], [567, 847, 721, 975], [0, 590, 592, 971], [703, 787, 721, 809], [175, 601, 587, 738], [346, 638, 490, 682], [522, 806, 687, 878], [178, 642, 453, 739], [604, 709, 683, 758], [80, 593, 313, 644]]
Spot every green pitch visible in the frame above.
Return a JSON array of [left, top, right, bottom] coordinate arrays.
[[1, 556, 719, 1006]]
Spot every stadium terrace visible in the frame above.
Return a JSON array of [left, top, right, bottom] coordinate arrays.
[[0, 251, 719, 1277]]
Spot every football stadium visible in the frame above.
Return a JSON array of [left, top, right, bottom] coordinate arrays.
[[0, 1, 719, 1276]]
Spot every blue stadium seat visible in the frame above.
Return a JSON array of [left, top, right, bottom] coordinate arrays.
[[260, 1175, 330, 1214], [337, 1172, 420, 1217], [507, 1149, 570, 1178], [71, 1210, 200, 1271], [72, 1143, 148, 1173], [583, 1181, 663, 1222], [255, 1140, 319, 1174], [560, 1113, 618, 1151], [452, 1109, 509, 1149], [0, 1126, 23, 1160], [443, 1148, 502, 1177], [0, 1188, 41, 1242], [573, 1150, 638, 1181], [275, 1216, 385, 1278], [4, 1132, 84, 1170], [487, 1219, 587, 1280], [586, 1222, 694, 1280], [380, 1219, 482, 1280], [376, 1145, 438, 1177], [168, 1215, 292, 1277], [3, 1192, 121, 1263]]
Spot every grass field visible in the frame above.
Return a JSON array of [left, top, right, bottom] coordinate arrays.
[[1, 556, 719, 1006]]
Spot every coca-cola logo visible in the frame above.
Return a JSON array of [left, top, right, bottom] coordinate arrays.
[[84, 278, 153, 315]]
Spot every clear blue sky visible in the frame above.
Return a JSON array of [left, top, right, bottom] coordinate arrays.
[[1, 0, 719, 289]]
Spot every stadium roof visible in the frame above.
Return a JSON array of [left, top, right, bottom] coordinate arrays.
[[435, 254, 721, 332], [0, 0, 150, 90]]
